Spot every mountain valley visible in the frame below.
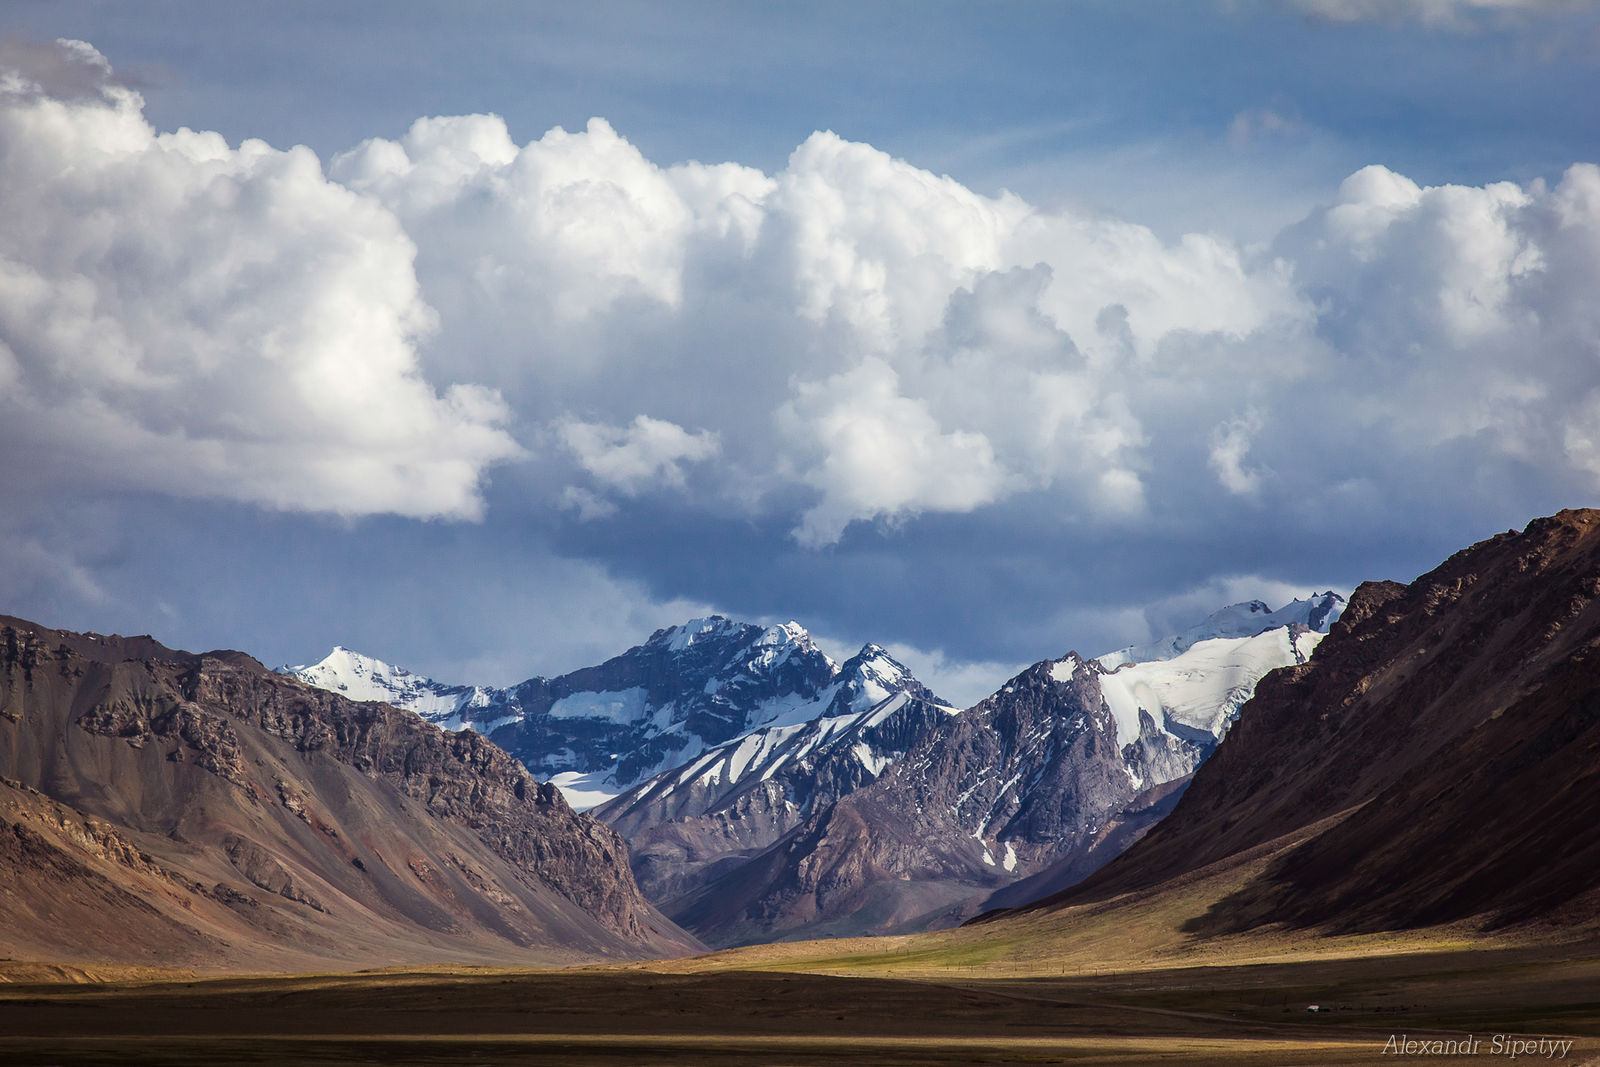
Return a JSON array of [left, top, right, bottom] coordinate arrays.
[[5, 513, 1600, 1066]]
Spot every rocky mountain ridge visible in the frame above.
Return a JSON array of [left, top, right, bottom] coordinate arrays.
[[664, 594, 1343, 945], [0, 616, 698, 971], [595, 643, 957, 901], [290, 616, 876, 811]]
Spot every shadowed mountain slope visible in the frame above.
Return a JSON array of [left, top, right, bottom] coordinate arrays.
[[0, 616, 700, 971], [1017, 509, 1600, 936]]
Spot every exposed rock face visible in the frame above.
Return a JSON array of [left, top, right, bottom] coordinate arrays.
[[667, 599, 1342, 947], [1027, 510, 1600, 937], [0, 617, 699, 971]]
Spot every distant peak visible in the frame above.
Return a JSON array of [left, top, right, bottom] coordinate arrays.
[[1098, 591, 1347, 669], [650, 615, 824, 655]]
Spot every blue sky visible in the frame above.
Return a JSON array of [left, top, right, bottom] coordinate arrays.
[[2, 1, 1599, 702]]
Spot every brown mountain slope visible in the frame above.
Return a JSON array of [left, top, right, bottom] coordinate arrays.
[[1014, 509, 1600, 936], [0, 616, 700, 971]]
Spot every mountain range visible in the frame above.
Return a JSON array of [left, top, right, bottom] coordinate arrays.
[[666, 599, 1338, 945], [288, 592, 1344, 945], [10, 510, 1600, 975]]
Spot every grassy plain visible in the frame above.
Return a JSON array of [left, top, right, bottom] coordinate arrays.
[[2, 934, 1596, 1065], [4, 851, 1596, 1065]]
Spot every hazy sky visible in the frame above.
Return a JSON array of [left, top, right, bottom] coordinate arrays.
[[3, 1, 1599, 703]]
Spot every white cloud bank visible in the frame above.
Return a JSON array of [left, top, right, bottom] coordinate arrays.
[[329, 110, 1294, 541], [0, 40, 520, 520], [5, 40, 1600, 554]]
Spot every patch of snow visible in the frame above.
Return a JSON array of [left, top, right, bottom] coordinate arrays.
[[1002, 841, 1018, 873], [1294, 629, 1325, 663], [861, 691, 911, 729], [436, 710, 521, 736], [749, 682, 844, 731], [723, 734, 763, 783], [852, 741, 891, 777], [665, 616, 724, 651], [547, 687, 650, 723], [546, 769, 623, 812]]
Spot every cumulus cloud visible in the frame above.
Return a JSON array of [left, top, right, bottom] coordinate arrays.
[[1276, 162, 1600, 480], [330, 116, 1297, 545], [557, 414, 720, 495], [10, 38, 1600, 581], [0, 40, 521, 520], [781, 358, 1013, 547]]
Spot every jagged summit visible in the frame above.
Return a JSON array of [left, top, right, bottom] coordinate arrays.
[[647, 616, 824, 661]]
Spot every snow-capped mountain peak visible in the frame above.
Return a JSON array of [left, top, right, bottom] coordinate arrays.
[[658, 616, 735, 651], [1097, 591, 1345, 669], [284, 646, 508, 730], [289, 614, 864, 813]]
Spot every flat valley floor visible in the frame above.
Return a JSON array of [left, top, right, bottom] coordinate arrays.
[[2, 943, 1598, 1065]]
